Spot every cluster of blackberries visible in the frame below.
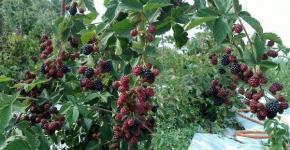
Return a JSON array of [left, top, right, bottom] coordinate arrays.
[[68, 36, 80, 48], [132, 64, 159, 84], [81, 44, 99, 55], [232, 24, 243, 34], [24, 102, 65, 135], [243, 88, 288, 120], [112, 70, 157, 145], [204, 79, 234, 106], [261, 41, 279, 60], [40, 58, 71, 79], [40, 34, 53, 59], [130, 24, 156, 42], [78, 60, 113, 91], [65, 1, 85, 16]]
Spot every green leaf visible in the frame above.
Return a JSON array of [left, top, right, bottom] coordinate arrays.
[[67, 105, 79, 124], [213, 17, 230, 43], [115, 39, 123, 55], [254, 34, 266, 62], [144, 8, 161, 23], [81, 29, 96, 44], [84, 0, 96, 12], [173, 24, 188, 48], [143, 1, 171, 11], [113, 19, 133, 38], [3, 139, 31, 150], [85, 140, 99, 150], [197, 8, 219, 17], [258, 60, 278, 68], [83, 12, 98, 25], [95, 22, 108, 34], [101, 32, 114, 47], [0, 104, 12, 131], [0, 76, 11, 82], [240, 12, 263, 34], [233, 0, 242, 13], [185, 17, 218, 31], [263, 32, 283, 45], [104, 0, 119, 20], [212, 0, 228, 13], [119, 0, 143, 12], [194, 0, 206, 9], [85, 93, 100, 102]]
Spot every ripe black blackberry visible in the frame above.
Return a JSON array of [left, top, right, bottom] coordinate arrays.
[[102, 61, 113, 72], [40, 64, 46, 74], [266, 100, 280, 119], [84, 68, 94, 78], [82, 44, 94, 55], [60, 66, 70, 73], [213, 97, 225, 106], [151, 105, 159, 113], [221, 55, 230, 66], [143, 69, 155, 83], [230, 63, 241, 74], [218, 67, 226, 74], [90, 79, 103, 91], [69, 6, 77, 16], [208, 86, 218, 96]]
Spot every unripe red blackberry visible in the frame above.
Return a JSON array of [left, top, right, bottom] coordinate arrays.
[[92, 133, 100, 140], [277, 95, 285, 102], [240, 64, 248, 72], [130, 28, 138, 37], [248, 76, 260, 87], [78, 66, 87, 74], [129, 136, 137, 145], [266, 50, 278, 58], [211, 79, 218, 86], [256, 103, 264, 110], [210, 56, 218, 65], [226, 47, 233, 54], [257, 110, 267, 120], [133, 65, 143, 76], [267, 40, 274, 47], [147, 24, 156, 33], [68, 36, 79, 48], [245, 91, 253, 99], [252, 93, 261, 101], [79, 7, 85, 14], [229, 82, 237, 90], [243, 69, 253, 78], [280, 102, 289, 110], [259, 76, 268, 84], [146, 33, 155, 42], [228, 55, 237, 62], [152, 69, 159, 77], [243, 99, 250, 105], [233, 24, 243, 34], [238, 87, 245, 94], [261, 53, 268, 60], [269, 83, 283, 94]]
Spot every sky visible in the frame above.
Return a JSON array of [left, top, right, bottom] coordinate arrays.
[[93, 0, 290, 47]]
